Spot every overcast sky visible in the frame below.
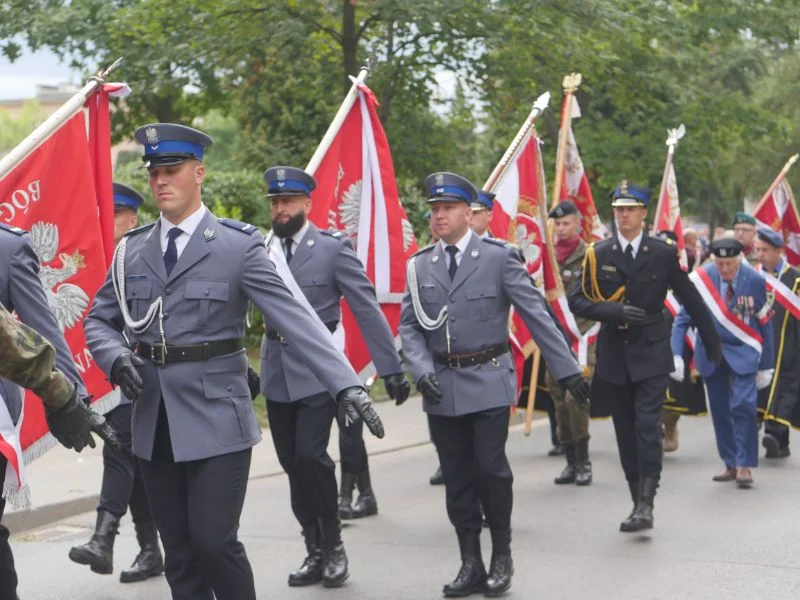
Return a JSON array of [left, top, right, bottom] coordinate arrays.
[[0, 48, 79, 100]]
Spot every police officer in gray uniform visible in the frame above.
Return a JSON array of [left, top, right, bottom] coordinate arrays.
[[0, 221, 117, 600], [261, 166, 410, 587], [400, 172, 589, 598], [69, 183, 165, 584], [84, 123, 384, 600]]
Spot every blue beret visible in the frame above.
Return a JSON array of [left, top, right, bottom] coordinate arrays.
[[134, 123, 213, 167], [425, 172, 478, 205], [611, 180, 650, 208], [548, 201, 578, 219], [263, 166, 316, 197], [733, 212, 756, 227], [113, 182, 144, 212], [710, 238, 744, 258], [472, 190, 495, 212], [758, 227, 784, 248]]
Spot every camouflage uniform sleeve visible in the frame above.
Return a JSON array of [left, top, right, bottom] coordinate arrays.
[[0, 304, 75, 409]]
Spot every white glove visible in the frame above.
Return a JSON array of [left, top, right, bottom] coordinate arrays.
[[756, 369, 775, 390], [670, 356, 685, 382]]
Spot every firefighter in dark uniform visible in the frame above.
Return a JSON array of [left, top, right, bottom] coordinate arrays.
[[569, 181, 721, 532]]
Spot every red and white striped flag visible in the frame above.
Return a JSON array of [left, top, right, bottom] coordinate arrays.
[[653, 162, 687, 268], [558, 96, 606, 242], [754, 178, 800, 267], [308, 83, 417, 381]]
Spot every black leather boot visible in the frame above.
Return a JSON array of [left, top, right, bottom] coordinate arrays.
[[352, 467, 378, 518], [575, 440, 593, 486], [68, 510, 119, 574], [120, 521, 164, 583], [320, 518, 349, 587], [442, 533, 487, 597], [554, 444, 576, 484], [619, 480, 639, 532], [338, 472, 356, 520], [620, 477, 657, 532], [485, 529, 513, 597], [288, 524, 324, 586]]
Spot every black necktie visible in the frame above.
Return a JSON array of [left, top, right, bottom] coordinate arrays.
[[624, 243, 634, 267], [445, 245, 459, 280], [163, 228, 182, 276], [284, 238, 294, 263]]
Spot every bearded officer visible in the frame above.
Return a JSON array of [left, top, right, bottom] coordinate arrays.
[[470, 190, 495, 239], [569, 181, 721, 533], [672, 238, 774, 487], [260, 166, 409, 587], [70, 182, 165, 583], [755, 228, 800, 458], [84, 123, 384, 600], [400, 172, 588, 597]]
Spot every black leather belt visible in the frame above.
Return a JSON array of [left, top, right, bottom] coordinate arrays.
[[266, 321, 338, 344], [617, 311, 664, 330], [433, 343, 510, 369], [133, 338, 245, 366]]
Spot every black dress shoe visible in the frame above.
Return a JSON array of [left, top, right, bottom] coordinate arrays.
[[430, 465, 445, 485], [288, 525, 324, 586], [763, 433, 780, 459], [443, 534, 486, 597]]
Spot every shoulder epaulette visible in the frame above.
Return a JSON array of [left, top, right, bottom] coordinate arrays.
[[411, 243, 436, 257], [219, 218, 257, 235], [124, 223, 155, 238], [482, 237, 508, 247], [319, 229, 344, 239], [649, 235, 676, 249], [0, 223, 27, 236]]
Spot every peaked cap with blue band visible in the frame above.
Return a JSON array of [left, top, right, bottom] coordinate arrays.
[[610, 180, 651, 208], [472, 190, 495, 212], [134, 123, 213, 168], [424, 172, 478, 205], [758, 227, 784, 248], [113, 182, 144, 213], [263, 166, 317, 197]]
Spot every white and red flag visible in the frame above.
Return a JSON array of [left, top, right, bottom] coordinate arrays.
[[0, 82, 126, 500], [652, 125, 688, 269], [754, 177, 800, 267], [557, 96, 606, 242], [307, 80, 417, 381]]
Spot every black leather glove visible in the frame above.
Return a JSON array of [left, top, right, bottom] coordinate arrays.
[[247, 367, 261, 401], [384, 373, 411, 406], [336, 386, 385, 438], [45, 387, 121, 452], [417, 373, 443, 405], [620, 305, 648, 327], [705, 337, 723, 366], [559, 373, 591, 406], [110, 353, 145, 401]]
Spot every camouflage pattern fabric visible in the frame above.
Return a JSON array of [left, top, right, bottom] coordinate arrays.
[[0, 303, 74, 409]]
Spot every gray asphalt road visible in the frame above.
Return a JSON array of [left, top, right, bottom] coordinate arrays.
[[12, 417, 800, 599]]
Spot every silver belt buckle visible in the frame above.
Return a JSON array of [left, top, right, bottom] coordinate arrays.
[[150, 343, 167, 366], [447, 355, 461, 369]]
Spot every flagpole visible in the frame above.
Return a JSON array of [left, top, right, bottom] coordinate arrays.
[[752, 154, 800, 215], [550, 73, 582, 210], [483, 92, 551, 192], [0, 58, 123, 182], [305, 66, 371, 176], [650, 124, 686, 235]]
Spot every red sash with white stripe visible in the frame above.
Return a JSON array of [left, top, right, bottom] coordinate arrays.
[[690, 269, 763, 355], [756, 265, 800, 321], [665, 291, 697, 353], [550, 296, 599, 367]]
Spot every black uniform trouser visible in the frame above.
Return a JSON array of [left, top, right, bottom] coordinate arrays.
[[607, 374, 669, 483], [267, 393, 338, 527], [339, 418, 368, 475], [0, 456, 17, 600], [139, 449, 254, 600], [99, 404, 153, 522], [428, 407, 513, 536]]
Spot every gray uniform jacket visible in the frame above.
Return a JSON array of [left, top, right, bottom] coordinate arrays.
[[84, 208, 362, 462], [400, 232, 581, 417], [0, 224, 86, 423], [260, 222, 402, 402]]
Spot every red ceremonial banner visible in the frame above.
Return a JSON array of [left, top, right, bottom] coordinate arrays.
[[0, 111, 114, 459], [754, 179, 800, 267]]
